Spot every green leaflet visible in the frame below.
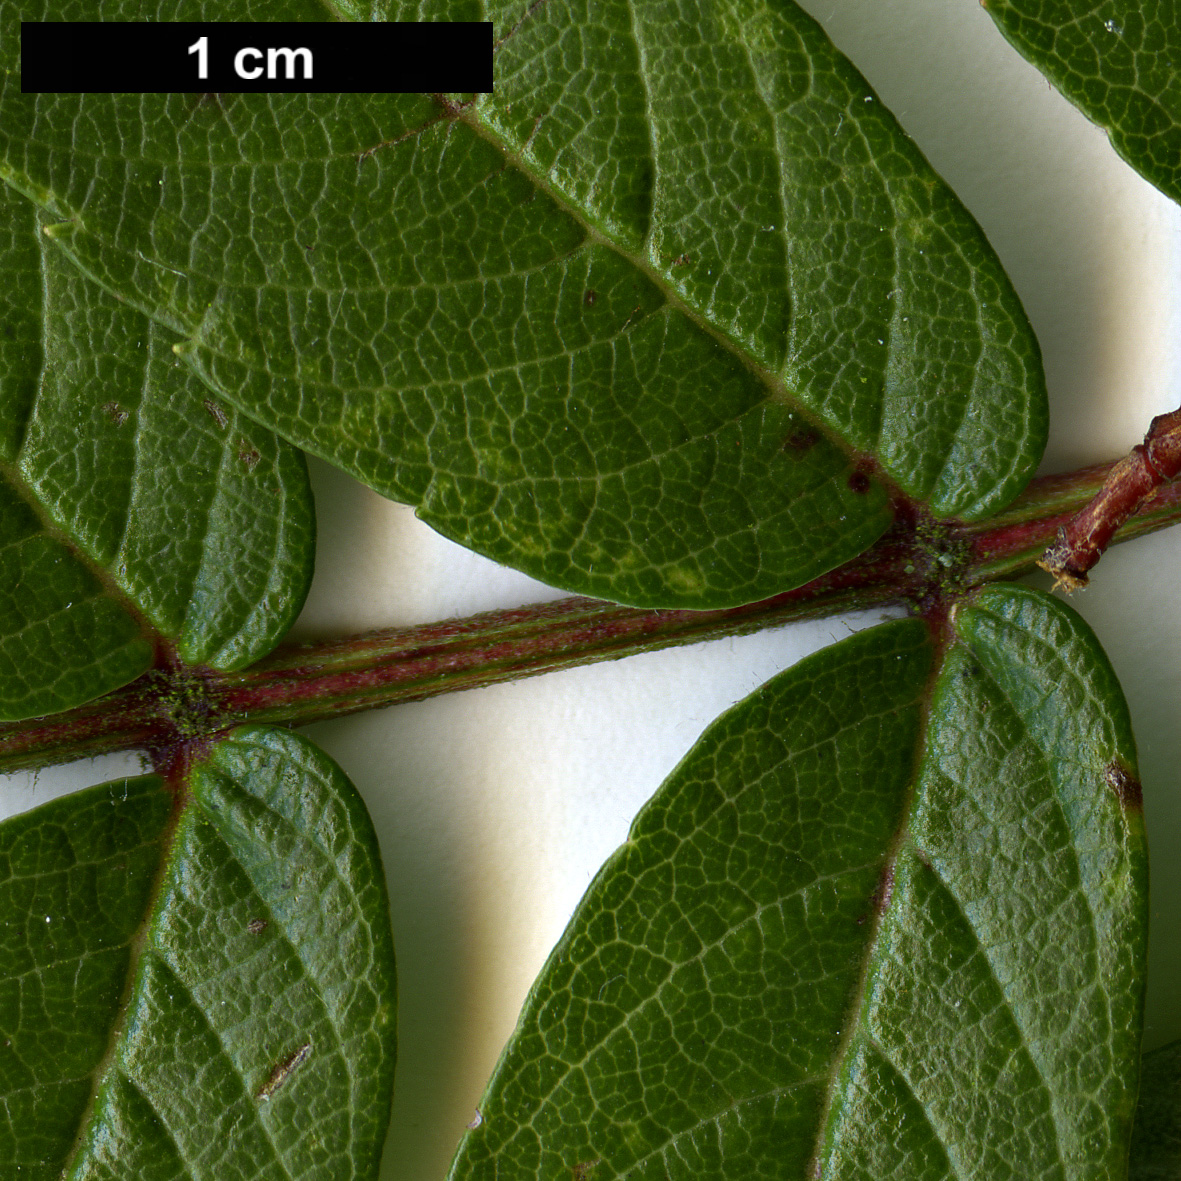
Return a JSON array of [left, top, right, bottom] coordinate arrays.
[[1131, 1039, 1181, 1178], [0, 726, 397, 1181], [0, 190, 152, 720], [1, 0, 1046, 609], [0, 180, 314, 722], [449, 585, 1147, 1180], [983, 0, 1181, 205]]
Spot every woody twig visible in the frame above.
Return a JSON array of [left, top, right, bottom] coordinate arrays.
[[1040, 406, 1181, 590]]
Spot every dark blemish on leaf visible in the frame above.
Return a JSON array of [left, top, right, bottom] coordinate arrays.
[[101, 401, 129, 426], [876, 864, 895, 913], [672, 253, 691, 266], [571, 1162, 601, 1181], [861, 863, 895, 925], [784, 430, 818, 452], [203, 398, 228, 429], [1105, 761, 1143, 809], [847, 470, 872, 494], [619, 305, 643, 332], [238, 441, 261, 470], [961, 662, 981, 679], [256, 1041, 312, 1101], [434, 94, 477, 119], [584, 289, 598, 307], [247, 918, 268, 935]]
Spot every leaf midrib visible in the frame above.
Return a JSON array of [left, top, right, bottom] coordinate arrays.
[[56, 778, 180, 1181], [1, 229, 162, 653], [804, 631, 944, 1179], [451, 97, 898, 495], [11, 83, 904, 506], [0, 453, 160, 649], [808, 610, 1100, 1179]]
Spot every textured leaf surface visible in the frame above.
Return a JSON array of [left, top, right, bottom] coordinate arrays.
[[1, 0, 1045, 608], [0, 188, 153, 721], [1131, 1039, 1181, 1178], [0, 776, 171, 1181], [983, 0, 1181, 204], [449, 586, 1146, 1179], [0, 726, 397, 1181], [0, 177, 314, 721]]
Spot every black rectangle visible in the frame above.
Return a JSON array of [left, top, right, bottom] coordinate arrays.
[[20, 21, 492, 93]]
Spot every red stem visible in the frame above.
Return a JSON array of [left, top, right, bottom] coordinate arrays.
[[3, 459, 1181, 775], [1039, 407, 1181, 588]]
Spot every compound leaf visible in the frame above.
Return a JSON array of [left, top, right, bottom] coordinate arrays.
[[449, 585, 1147, 1180], [1, 0, 1045, 609], [0, 177, 314, 722], [0, 725, 397, 1181], [983, 0, 1181, 204]]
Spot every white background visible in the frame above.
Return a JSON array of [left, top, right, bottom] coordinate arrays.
[[3, 2, 1180, 1178]]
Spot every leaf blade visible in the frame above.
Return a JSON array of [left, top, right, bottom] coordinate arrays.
[[0, 727, 397, 1181], [0, 180, 156, 720], [479, 0, 1048, 519], [1, 0, 1046, 608], [824, 585, 1147, 1177], [982, 0, 1181, 205], [0, 775, 172, 1181], [449, 588, 1147, 1179], [0, 178, 315, 720]]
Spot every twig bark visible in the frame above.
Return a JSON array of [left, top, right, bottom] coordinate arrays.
[[4, 460, 1181, 774], [1040, 407, 1181, 590]]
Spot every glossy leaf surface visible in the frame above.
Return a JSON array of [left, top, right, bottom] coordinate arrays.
[[0, 0, 1045, 608], [983, 0, 1181, 204], [0, 726, 397, 1181], [449, 586, 1147, 1179], [1131, 1038, 1181, 1178], [0, 181, 314, 721]]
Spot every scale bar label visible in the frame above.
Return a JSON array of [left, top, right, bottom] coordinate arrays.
[[20, 21, 493, 93]]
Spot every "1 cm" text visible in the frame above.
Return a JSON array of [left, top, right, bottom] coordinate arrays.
[[187, 36, 313, 81]]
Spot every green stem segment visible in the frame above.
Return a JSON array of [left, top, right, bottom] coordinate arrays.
[[2, 461, 1180, 775]]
